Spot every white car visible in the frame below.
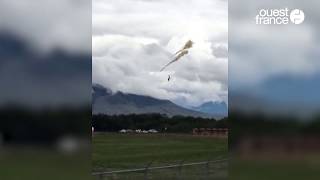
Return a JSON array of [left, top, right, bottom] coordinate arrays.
[[148, 129, 158, 133]]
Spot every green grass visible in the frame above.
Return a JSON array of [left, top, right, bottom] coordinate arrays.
[[92, 133, 228, 171], [231, 158, 320, 180], [0, 148, 90, 180]]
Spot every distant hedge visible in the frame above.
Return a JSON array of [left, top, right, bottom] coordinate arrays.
[[0, 105, 90, 144], [92, 113, 228, 133]]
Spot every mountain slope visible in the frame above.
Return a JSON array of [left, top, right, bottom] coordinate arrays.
[[191, 101, 228, 117], [92, 84, 213, 118]]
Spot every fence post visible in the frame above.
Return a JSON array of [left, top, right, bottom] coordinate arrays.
[[205, 160, 210, 180], [144, 161, 153, 180], [177, 160, 185, 180], [111, 172, 116, 180], [98, 173, 104, 180]]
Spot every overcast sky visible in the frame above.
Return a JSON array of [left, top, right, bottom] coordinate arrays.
[[229, 0, 320, 115], [0, 0, 91, 54], [0, 0, 91, 107], [92, 0, 228, 107], [230, 0, 320, 89]]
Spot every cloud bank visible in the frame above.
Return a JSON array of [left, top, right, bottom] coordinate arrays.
[[0, 0, 91, 107], [229, 0, 320, 114], [0, 0, 91, 54], [229, 0, 320, 89], [93, 0, 228, 106]]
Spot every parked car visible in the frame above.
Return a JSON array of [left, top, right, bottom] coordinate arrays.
[[148, 129, 158, 133]]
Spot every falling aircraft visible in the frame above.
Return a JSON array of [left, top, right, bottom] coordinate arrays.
[[160, 40, 193, 72], [173, 40, 193, 55], [160, 50, 189, 72]]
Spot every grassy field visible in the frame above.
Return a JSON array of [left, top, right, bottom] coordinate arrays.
[[0, 148, 90, 180], [92, 133, 228, 171], [231, 158, 320, 180]]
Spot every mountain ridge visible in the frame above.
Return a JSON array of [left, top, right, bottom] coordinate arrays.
[[191, 101, 228, 117], [92, 84, 216, 118]]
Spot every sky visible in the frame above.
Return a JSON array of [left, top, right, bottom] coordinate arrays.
[[229, 0, 320, 115], [0, 0, 91, 54], [92, 0, 228, 107], [3, 0, 317, 113], [0, 0, 91, 107]]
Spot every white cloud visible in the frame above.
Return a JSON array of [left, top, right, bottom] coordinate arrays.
[[0, 0, 91, 53], [92, 0, 228, 106], [229, 0, 320, 89]]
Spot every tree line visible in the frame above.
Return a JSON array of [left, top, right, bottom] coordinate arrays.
[[229, 111, 320, 148], [93, 113, 228, 133], [0, 105, 90, 144]]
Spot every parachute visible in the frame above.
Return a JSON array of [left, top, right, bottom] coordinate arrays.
[[160, 40, 193, 72], [173, 40, 193, 55], [160, 50, 188, 72]]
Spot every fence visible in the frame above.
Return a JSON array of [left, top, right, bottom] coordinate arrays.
[[92, 158, 228, 180]]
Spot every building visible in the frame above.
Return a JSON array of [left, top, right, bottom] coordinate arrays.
[[192, 128, 228, 137]]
